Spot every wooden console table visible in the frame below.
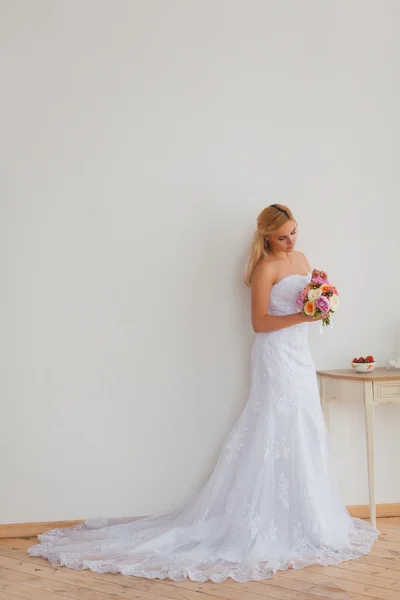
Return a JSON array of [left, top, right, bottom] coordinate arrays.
[[317, 368, 400, 528]]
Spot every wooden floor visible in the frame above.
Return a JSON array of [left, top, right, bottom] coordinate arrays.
[[0, 518, 400, 600]]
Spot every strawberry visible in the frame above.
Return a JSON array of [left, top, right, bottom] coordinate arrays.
[[353, 358, 359, 363], [366, 355, 374, 363]]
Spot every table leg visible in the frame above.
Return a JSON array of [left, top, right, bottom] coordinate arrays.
[[364, 381, 376, 529], [319, 375, 330, 430]]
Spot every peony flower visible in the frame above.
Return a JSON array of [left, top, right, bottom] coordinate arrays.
[[312, 276, 327, 285], [312, 269, 328, 283], [296, 293, 306, 309], [308, 287, 322, 301], [304, 301, 316, 316], [330, 294, 339, 312], [315, 295, 331, 314]]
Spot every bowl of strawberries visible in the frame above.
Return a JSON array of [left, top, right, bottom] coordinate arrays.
[[352, 356, 375, 372]]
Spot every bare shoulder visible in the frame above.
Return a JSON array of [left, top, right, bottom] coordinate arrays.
[[293, 251, 311, 272], [252, 257, 278, 285]]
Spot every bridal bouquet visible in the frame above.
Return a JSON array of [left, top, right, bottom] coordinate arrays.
[[296, 269, 339, 327]]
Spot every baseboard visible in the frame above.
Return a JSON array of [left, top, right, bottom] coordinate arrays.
[[0, 520, 83, 539], [346, 503, 400, 519], [1, 504, 400, 539]]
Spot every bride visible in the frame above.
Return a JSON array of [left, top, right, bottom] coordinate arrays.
[[28, 204, 379, 582]]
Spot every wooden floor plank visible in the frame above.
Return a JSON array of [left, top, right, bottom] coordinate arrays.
[[0, 591, 26, 600], [0, 578, 67, 600], [0, 541, 33, 551], [0, 546, 230, 600], [0, 552, 168, 598], [164, 580, 327, 600], [373, 518, 400, 526], [281, 569, 399, 600], [361, 545, 400, 560], [374, 539, 400, 552], [0, 518, 398, 600], [356, 554, 400, 572], [336, 560, 400, 581], [0, 540, 340, 600], [256, 573, 359, 600], [0, 566, 113, 600], [0, 563, 184, 600], [306, 563, 400, 592], [168, 575, 349, 600], [377, 532, 400, 543]]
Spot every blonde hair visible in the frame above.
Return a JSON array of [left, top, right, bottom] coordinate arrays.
[[243, 204, 294, 287]]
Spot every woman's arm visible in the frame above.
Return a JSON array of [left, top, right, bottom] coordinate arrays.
[[251, 261, 315, 334]]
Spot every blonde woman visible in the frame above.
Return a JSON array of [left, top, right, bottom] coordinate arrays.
[[28, 204, 378, 582]]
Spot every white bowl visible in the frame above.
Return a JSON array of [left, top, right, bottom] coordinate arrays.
[[352, 362, 375, 373]]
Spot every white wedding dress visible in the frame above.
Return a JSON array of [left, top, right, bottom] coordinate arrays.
[[28, 272, 379, 582]]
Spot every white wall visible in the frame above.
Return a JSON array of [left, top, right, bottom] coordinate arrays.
[[1, 0, 399, 524]]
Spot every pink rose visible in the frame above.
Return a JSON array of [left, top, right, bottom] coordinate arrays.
[[315, 295, 331, 314]]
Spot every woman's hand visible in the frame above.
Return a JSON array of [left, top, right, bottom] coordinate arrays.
[[312, 269, 328, 282], [302, 313, 325, 322]]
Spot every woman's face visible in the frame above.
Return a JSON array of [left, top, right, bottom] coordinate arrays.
[[268, 219, 298, 253]]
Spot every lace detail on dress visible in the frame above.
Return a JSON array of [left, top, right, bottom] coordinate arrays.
[[223, 423, 249, 464], [277, 473, 290, 508], [274, 438, 291, 459], [27, 272, 379, 582]]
